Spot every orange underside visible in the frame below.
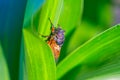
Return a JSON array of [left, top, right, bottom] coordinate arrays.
[[47, 39, 61, 60]]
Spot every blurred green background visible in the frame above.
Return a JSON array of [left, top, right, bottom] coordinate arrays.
[[0, 0, 120, 80]]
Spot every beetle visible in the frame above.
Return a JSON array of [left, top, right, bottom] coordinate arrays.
[[45, 18, 65, 61]]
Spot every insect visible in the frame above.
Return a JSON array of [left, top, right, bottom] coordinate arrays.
[[44, 18, 65, 61]]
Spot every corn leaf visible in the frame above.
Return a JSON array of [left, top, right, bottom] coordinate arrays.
[[58, 0, 83, 35], [57, 24, 120, 79], [23, 0, 63, 36], [58, 0, 84, 62], [37, 0, 63, 35], [83, 59, 120, 80], [21, 29, 56, 80], [0, 43, 10, 80]]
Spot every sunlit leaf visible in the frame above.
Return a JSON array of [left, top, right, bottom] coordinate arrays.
[[20, 29, 56, 80], [37, 0, 63, 35], [0, 43, 10, 80], [67, 21, 98, 53], [24, 0, 63, 36], [58, 0, 84, 62], [84, 60, 120, 80], [57, 24, 120, 79], [58, 0, 83, 35]]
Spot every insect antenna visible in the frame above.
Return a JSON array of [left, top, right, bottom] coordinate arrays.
[[48, 17, 56, 33], [48, 17, 54, 26]]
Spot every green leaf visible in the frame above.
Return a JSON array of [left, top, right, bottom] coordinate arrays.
[[23, 0, 44, 27], [37, 0, 63, 35], [24, 0, 63, 36], [58, 0, 84, 35], [22, 29, 56, 80], [67, 21, 99, 54], [21, 0, 64, 79], [0, 43, 10, 80], [83, 59, 120, 80], [57, 24, 120, 79], [58, 0, 84, 62]]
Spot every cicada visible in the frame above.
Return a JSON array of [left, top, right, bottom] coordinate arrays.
[[45, 18, 65, 61]]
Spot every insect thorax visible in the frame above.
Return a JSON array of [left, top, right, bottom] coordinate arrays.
[[52, 27, 65, 47]]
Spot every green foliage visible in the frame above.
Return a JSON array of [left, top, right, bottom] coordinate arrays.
[[24, 0, 63, 35], [21, 29, 56, 80], [58, 0, 83, 35], [37, 0, 63, 35], [0, 0, 120, 80], [0, 43, 10, 80], [84, 59, 120, 80], [57, 24, 120, 79], [58, 0, 84, 61]]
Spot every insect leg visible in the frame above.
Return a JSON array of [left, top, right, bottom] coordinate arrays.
[[40, 34, 50, 38]]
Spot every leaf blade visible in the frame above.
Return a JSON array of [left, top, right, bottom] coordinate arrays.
[[23, 0, 44, 27], [58, 0, 84, 62], [0, 43, 10, 80], [37, 0, 63, 35], [85, 61, 120, 80], [58, 0, 84, 35], [22, 29, 56, 80], [57, 24, 120, 79]]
